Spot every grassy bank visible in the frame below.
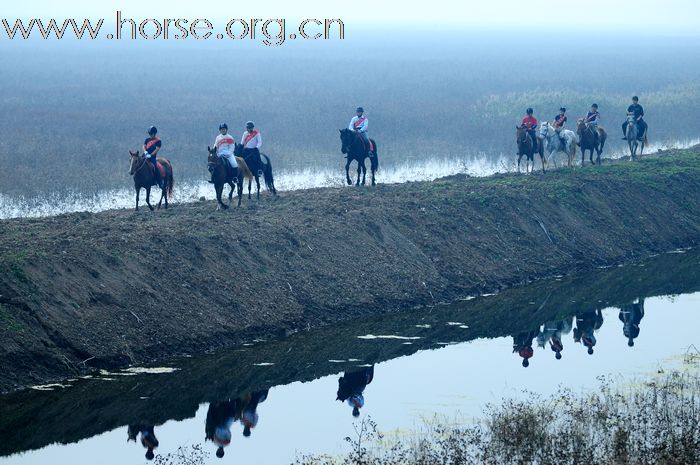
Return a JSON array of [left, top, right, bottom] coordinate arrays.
[[1, 147, 700, 393]]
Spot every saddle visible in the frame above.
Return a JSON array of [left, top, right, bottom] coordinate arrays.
[[147, 160, 166, 184]]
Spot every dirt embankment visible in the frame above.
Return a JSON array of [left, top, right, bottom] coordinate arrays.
[[1, 148, 700, 393]]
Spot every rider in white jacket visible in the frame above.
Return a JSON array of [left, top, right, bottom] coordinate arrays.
[[348, 107, 370, 150], [209, 123, 237, 183]]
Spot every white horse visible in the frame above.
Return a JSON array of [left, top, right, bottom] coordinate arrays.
[[625, 114, 646, 160], [539, 121, 579, 168]]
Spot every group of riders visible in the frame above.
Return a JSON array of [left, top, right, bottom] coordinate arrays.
[[520, 96, 648, 151], [140, 107, 372, 188]]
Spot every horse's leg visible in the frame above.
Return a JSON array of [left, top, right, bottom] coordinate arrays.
[[371, 163, 376, 186], [345, 158, 353, 185], [255, 175, 261, 200], [517, 154, 522, 173], [360, 159, 367, 186], [237, 180, 243, 207], [216, 183, 228, 210], [355, 161, 362, 186], [135, 186, 140, 211], [228, 181, 234, 202], [248, 178, 252, 199], [157, 186, 165, 210], [145, 187, 154, 211]]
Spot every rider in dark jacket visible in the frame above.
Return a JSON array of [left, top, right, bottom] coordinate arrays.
[[622, 96, 647, 140]]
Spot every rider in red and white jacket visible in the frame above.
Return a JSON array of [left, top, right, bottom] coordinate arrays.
[[348, 107, 370, 151], [241, 121, 262, 168]]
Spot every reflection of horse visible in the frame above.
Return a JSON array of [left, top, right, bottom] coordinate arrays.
[[129, 151, 174, 211], [337, 365, 374, 417], [619, 297, 645, 347], [574, 309, 604, 355], [207, 147, 253, 209], [537, 317, 573, 360], [513, 329, 538, 367], [516, 125, 546, 173], [205, 399, 241, 459], [539, 122, 578, 168], [576, 119, 607, 165], [233, 143, 278, 199], [339, 128, 379, 186], [625, 115, 647, 160]]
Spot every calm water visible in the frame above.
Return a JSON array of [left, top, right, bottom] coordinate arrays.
[[1, 249, 699, 465]]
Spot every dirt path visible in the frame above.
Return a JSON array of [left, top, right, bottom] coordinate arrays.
[[1, 148, 699, 393]]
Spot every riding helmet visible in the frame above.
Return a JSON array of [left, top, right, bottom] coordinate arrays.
[[148, 126, 157, 135], [246, 121, 255, 129], [219, 123, 228, 130], [526, 108, 533, 114], [356, 107, 364, 113], [559, 107, 566, 112], [632, 96, 639, 101]]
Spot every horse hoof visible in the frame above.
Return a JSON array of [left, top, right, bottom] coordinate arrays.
[[346, 180, 352, 186]]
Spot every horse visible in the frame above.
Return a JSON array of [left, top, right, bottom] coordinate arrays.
[[539, 122, 578, 168], [128, 150, 174, 211], [625, 115, 647, 160], [576, 119, 607, 166], [207, 147, 253, 209], [233, 144, 277, 199], [516, 125, 546, 173], [339, 128, 379, 186]]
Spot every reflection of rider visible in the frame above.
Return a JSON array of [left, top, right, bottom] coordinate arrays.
[[209, 123, 237, 183], [537, 317, 573, 360], [348, 106, 370, 153], [143, 126, 163, 188], [521, 108, 539, 150], [241, 121, 262, 171], [513, 329, 538, 367], [574, 309, 604, 355], [584, 104, 601, 146], [241, 389, 269, 437], [127, 424, 159, 461], [337, 365, 374, 417], [619, 297, 645, 347], [622, 96, 647, 141], [205, 400, 241, 459]]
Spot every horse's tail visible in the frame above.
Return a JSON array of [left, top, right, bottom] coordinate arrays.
[[370, 139, 379, 172], [167, 166, 174, 199], [236, 157, 254, 181], [260, 154, 276, 193]]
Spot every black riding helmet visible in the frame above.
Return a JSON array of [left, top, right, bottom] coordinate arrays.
[[559, 107, 567, 113], [356, 107, 364, 113], [219, 123, 228, 130], [148, 126, 157, 135], [246, 121, 255, 129], [526, 108, 534, 115]]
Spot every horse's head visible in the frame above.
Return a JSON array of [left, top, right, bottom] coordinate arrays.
[[539, 122, 551, 138], [233, 142, 244, 157], [128, 150, 142, 175], [207, 146, 218, 167], [627, 114, 636, 124], [516, 125, 528, 143], [339, 128, 354, 154]]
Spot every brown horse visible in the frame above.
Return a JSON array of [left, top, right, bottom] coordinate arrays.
[[576, 119, 607, 166], [128, 150, 174, 211], [207, 147, 253, 209], [516, 125, 546, 173]]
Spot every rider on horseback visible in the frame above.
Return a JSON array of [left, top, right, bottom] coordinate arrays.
[[349, 107, 372, 156], [622, 96, 647, 141], [241, 121, 263, 170], [521, 108, 539, 148], [209, 123, 237, 183], [584, 103, 600, 146], [553, 107, 568, 149], [143, 126, 163, 189]]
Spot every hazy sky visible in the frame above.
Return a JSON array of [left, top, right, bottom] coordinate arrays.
[[2, 0, 699, 32]]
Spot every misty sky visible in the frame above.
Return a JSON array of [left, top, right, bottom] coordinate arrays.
[[2, 0, 699, 33]]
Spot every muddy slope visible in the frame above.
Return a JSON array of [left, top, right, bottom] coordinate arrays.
[[1, 148, 700, 393]]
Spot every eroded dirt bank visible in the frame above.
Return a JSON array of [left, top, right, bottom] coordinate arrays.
[[1, 148, 700, 392]]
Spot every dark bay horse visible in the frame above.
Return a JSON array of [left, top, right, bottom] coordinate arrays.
[[207, 147, 253, 209], [576, 119, 607, 165], [233, 143, 277, 200], [516, 125, 546, 173], [128, 150, 174, 211], [339, 128, 378, 186]]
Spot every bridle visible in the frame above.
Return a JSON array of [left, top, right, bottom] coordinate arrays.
[[130, 155, 148, 176]]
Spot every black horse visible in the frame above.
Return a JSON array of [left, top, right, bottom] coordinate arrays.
[[207, 147, 253, 209], [339, 128, 378, 186], [233, 143, 277, 199]]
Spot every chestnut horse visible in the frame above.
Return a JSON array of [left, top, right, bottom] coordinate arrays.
[[128, 150, 174, 211]]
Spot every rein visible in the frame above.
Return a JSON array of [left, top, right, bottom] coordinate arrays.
[[131, 156, 149, 176]]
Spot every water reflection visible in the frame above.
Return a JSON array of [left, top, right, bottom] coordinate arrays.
[[619, 298, 645, 347], [205, 389, 269, 458], [1, 249, 699, 462], [336, 366, 375, 417], [126, 424, 159, 461]]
